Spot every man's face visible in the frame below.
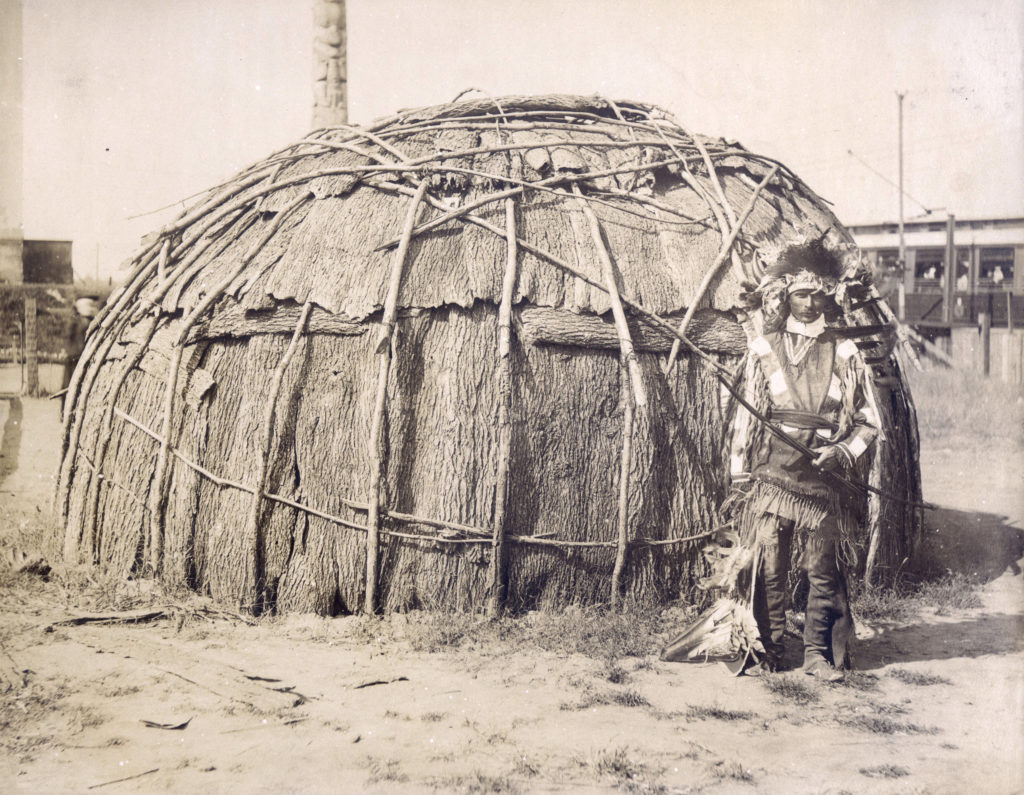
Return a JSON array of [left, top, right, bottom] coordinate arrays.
[[788, 289, 827, 323]]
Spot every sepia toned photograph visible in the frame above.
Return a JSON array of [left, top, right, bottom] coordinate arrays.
[[1, 1, 1022, 792]]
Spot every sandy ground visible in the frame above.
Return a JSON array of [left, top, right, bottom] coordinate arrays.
[[1, 396, 1022, 794]]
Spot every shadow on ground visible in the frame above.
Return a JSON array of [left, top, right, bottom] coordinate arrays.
[[855, 612, 1024, 669], [912, 506, 1024, 582]]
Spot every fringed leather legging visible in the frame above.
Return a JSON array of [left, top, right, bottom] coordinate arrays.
[[753, 514, 854, 668]]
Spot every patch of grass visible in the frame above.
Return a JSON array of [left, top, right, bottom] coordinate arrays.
[[463, 718, 509, 745], [888, 668, 952, 687], [402, 611, 484, 652], [859, 764, 909, 778], [852, 584, 917, 622], [593, 746, 663, 790], [854, 699, 910, 716], [837, 714, 938, 735], [916, 572, 983, 612], [66, 704, 105, 733], [831, 671, 880, 691], [760, 673, 820, 704], [561, 687, 650, 711], [854, 570, 983, 623], [602, 655, 628, 684], [524, 604, 663, 659], [685, 705, 756, 722], [51, 564, 173, 614], [97, 683, 142, 698], [0, 674, 70, 761], [341, 603, 667, 664], [365, 757, 408, 784], [909, 367, 1024, 446], [430, 771, 520, 794], [420, 711, 446, 723], [709, 760, 755, 783], [512, 755, 539, 777]]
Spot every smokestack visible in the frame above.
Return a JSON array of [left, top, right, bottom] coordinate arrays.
[[0, 0, 25, 284]]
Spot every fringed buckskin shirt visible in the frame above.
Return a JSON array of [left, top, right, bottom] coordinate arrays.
[[725, 317, 880, 534]]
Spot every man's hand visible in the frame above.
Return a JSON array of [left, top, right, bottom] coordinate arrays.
[[811, 445, 848, 472]]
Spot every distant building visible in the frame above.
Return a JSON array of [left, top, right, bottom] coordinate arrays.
[[850, 216, 1024, 327], [22, 240, 73, 284], [0, 237, 21, 284], [0, 238, 74, 286]]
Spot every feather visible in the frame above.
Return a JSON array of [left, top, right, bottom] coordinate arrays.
[[660, 596, 763, 663]]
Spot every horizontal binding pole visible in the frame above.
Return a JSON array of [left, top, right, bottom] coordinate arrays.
[[518, 306, 746, 355], [111, 407, 722, 551]]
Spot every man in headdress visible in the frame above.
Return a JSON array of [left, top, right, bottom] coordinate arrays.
[[725, 239, 879, 679]]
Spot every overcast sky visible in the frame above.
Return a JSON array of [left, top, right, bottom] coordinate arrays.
[[11, 0, 1024, 280]]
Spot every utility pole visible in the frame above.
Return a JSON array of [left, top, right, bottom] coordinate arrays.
[[312, 0, 348, 128], [896, 91, 906, 321], [943, 213, 955, 325]]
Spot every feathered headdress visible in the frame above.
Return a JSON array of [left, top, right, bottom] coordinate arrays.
[[744, 236, 866, 330]]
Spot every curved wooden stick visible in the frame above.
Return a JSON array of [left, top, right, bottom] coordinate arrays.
[[247, 300, 312, 608], [364, 180, 430, 614], [375, 180, 730, 377], [488, 197, 519, 617], [572, 185, 646, 407], [146, 192, 313, 573], [663, 165, 780, 374], [113, 405, 722, 550], [611, 377, 634, 610], [572, 184, 643, 609], [71, 314, 160, 563]]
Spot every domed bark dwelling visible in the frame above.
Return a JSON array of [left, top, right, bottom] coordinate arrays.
[[56, 95, 922, 615]]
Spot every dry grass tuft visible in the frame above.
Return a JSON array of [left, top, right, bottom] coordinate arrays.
[[399, 604, 663, 661], [909, 367, 1024, 445], [761, 673, 820, 704], [365, 757, 408, 784], [561, 687, 650, 711], [602, 656, 629, 684], [859, 763, 910, 778], [888, 668, 952, 686], [837, 714, 938, 735], [852, 585, 918, 622], [685, 704, 756, 722], [915, 572, 984, 612], [591, 746, 664, 790], [429, 770, 520, 794], [709, 760, 755, 782], [0, 674, 71, 761], [853, 570, 982, 623], [830, 671, 880, 692]]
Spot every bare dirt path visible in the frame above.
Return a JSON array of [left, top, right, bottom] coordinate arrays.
[[1, 396, 1022, 794]]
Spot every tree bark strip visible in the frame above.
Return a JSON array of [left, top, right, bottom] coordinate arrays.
[[247, 301, 312, 608], [374, 179, 733, 379], [147, 193, 313, 573]]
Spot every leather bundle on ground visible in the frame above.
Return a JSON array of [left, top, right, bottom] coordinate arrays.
[[56, 94, 922, 616]]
